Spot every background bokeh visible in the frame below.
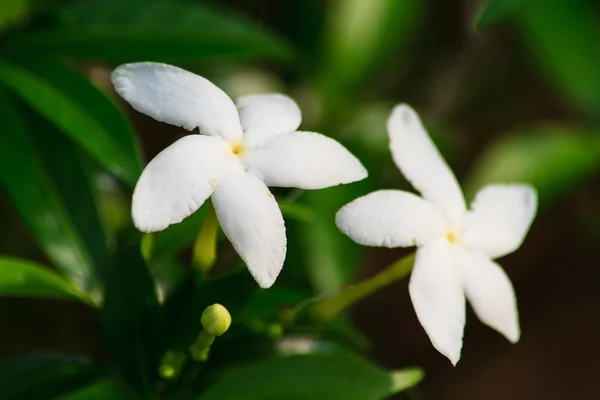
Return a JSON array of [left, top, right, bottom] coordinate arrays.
[[1, 0, 600, 399]]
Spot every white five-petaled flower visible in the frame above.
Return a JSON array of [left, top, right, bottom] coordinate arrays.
[[111, 62, 367, 289], [336, 104, 537, 365]]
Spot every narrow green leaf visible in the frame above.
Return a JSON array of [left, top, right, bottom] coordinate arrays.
[[58, 380, 140, 400], [101, 241, 162, 396], [198, 352, 420, 400], [516, 0, 600, 116], [0, 352, 107, 400], [464, 127, 600, 204], [2, 0, 291, 63], [0, 256, 90, 303], [475, 0, 530, 29], [0, 58, 142, 186], [0, 89, 104, 295]]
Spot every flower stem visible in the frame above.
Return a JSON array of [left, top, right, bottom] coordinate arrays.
[[189, 330, 215, 361], [309, 252, 415, 322], [193, 202, 219, 272]]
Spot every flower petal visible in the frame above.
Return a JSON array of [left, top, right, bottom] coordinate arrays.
[[409, 239, 465, 365], [212, 169, 286, 288], [463, 184, 537, 259], [336, 190, 448, 248], [132, 135, 233, 232], [236, 93, 302, 147], [243, 131, 367, 189], [387, 104, 466, 226], [112, 62, 242, 140], [456, 249, 520, 343]]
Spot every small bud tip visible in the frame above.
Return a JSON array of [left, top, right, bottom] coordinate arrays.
[[201, 303, 232, 336]]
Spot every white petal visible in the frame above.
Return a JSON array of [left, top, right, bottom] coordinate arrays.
[[336, 190, 448, 248], [212, 170, 286, 288], [388, 104, 466, 226], [236, 94, 302, 147], [243, 131, 367, 189], [463, 184, 537, 259], [132, 135, 233, 232], [409, 239, 465, 365], [456, 249, 520, 343], [112, 62, 242, 140]]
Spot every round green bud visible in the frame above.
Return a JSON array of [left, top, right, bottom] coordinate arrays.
[[201, 303, 231, 336]]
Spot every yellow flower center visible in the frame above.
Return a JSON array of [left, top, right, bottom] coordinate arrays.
[[229, 141, 247, 156], [445, 229, 461, 245]]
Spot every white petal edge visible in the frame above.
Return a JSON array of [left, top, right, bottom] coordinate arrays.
[[336, 190, 448, 248], [212, 169, 286, 288], [236, 93, 302, 147], [132, 135, 234, 232], [409, 239, 465, 365], [456, 249, 520, 343], [463, 184, 537, 259], [388, 104, 466, 226], [112, 62, 242, 140], [243, 131, 367, 189]]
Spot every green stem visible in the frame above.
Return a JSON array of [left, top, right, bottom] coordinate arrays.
[[309, 252, 415, 322], [192, 202, 219, 272], [189, 330, 215, 361]]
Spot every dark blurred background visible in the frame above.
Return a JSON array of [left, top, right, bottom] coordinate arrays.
[[1, 0, 600, 399]]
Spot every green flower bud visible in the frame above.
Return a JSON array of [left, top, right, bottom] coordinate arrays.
[[201, 303, 231, 336]]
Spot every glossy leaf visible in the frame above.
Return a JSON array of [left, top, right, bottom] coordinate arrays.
[[0, 352, 107, 400], [58, 380, 139, 400], [0, 90, 104, 295], [101, 241, 162, 395], [3, 0, 291, 63], [0, 58, 142, 186], [475, 0, 529, 29], [516, 0, 600, 116], [464, 127, 600, 204], [198, 352, 422, 400], [0, 256, 90, 303]]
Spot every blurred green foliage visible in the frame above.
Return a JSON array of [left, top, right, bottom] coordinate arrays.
[[1, 0, 600, 399]]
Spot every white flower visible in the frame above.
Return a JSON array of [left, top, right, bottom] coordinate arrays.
[[111, 62, 367, 289], [335, 104, 537, 365]]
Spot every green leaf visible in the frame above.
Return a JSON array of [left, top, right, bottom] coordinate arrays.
[[464, 127, 600, 204], [3, 0, 291, 63], [319, 0, 422, 113], [150, 206, 208, 262], [0, 89, 106, 296], [279, 202, 315, 223], [0, 58, 142, 186], [198, 352, 422, 400], [58, 380, 139, 400], [0, 256, 90, 303], [0, 352, 107, 400], [0, 0, 28, 32], [475, 0, 530, 29], [101, 241, 162, 396], [516, 0, 600, 116], [298, 186, 364, 293]]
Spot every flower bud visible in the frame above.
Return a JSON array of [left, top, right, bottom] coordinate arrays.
[[201, 303, 231, 336]]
